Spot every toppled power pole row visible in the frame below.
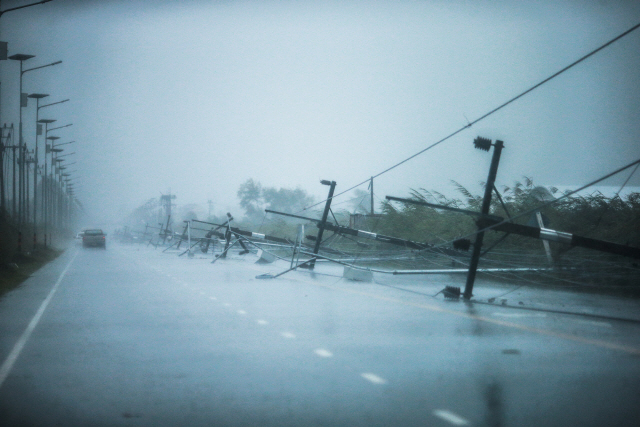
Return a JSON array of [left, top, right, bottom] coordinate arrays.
[[135, 136, 639, 301], [387, 136, 640, 300]]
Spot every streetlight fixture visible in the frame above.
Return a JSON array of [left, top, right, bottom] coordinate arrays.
[[53, 140, 75, 147]]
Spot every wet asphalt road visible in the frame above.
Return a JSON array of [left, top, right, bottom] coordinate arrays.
[[1, 243, 640, 426]]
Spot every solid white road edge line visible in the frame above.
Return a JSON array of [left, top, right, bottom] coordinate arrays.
[[0, 251, 78, 390], [433, 409, 470, 426]]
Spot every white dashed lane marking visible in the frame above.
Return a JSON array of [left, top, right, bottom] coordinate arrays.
[[575, 319, 612, 328], [154, 269, 407, 395], [432, 409, 469, 425], [360, 373, 387, 385], [314, 348, 333, 358]]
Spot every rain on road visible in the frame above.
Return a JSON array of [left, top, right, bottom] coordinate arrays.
[[1, 243, 640, 426]]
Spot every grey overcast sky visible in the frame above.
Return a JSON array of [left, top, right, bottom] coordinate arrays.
[[1, 0, 639, 225]]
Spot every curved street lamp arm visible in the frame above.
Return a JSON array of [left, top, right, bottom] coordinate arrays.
[[52, 140, 75, 147], [38, 99, 70, 110], [23, 60, 62, 74], [0, 0, 52, 18], [48, 124, 72, 132]]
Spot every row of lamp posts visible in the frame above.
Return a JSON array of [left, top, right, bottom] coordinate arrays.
[[0, 0, 68, 250], [1, 49, 77, 249]]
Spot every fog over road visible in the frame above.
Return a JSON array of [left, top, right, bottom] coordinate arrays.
[[1, 243, 640, 426]]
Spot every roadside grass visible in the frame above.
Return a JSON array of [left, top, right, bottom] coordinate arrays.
[[0, 248, 64, 298]]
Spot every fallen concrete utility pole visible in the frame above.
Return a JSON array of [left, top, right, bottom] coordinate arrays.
[[387, 195, 640, 260], [228, 227, 293, 245], [264, 209, 433, 250], [193, 218, 293, 247], [478, 217, 640, 260]]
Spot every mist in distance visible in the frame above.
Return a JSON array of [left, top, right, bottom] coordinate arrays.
[[1, 0, 639, 227]]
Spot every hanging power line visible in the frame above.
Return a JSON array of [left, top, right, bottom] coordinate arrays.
[[300, 20, 640, 213]]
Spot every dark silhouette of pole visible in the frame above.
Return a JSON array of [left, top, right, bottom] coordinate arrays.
[[306, 180, 336, 270], [0, 125, 13, 217], [27, 93, 49, 246], [8, 54, 33, 227], [370, 177, 374, 215], [463, 138, 504, 300]]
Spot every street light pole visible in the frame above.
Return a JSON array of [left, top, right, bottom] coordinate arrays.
[[8, 54, 33, 227], [0, 124, 14, 218], [38, 120, 54, 245], [45, 135, 60, 243], [27, 93, 48, 247], [47, 136, 73, 234]]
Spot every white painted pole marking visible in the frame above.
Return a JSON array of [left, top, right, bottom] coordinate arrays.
[[360, 373, 387, 384], [314, 348, 333, 358], [0, 252, 78, 389], [492, 312, 546, 319], [433, 409, 470, 426]]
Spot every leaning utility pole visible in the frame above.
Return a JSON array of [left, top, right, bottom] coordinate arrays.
[[304, 180, 336, 270], [463, 137, 504, 300]]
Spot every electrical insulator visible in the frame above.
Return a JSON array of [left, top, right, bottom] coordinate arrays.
[[453, 238, 471, 251], [474, 136, 492, 151], [443, 286, 461, 300]]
